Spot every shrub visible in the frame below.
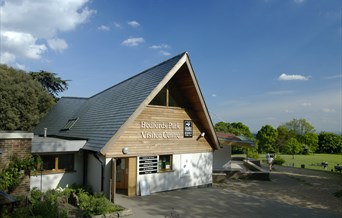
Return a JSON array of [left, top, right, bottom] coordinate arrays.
[[78, 192, 122, 217], [273, 155, 285, 165]]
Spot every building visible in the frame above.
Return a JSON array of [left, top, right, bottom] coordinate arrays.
[[32, 52, 219, 198]]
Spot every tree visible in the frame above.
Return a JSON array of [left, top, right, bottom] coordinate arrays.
[[301, 132, 319, 153], [214, 121, 254, 154], [283, 138, 302, 159], [283, 118, 315, 136], [29, 71, 68, 99], [214, 121, 229, 133], [227, 122, 253, 138], [276, 125, 293, 152], [0, 65, 55, 131], [256, 125, 278, 153], [317, 132, 342, 153], [215, 122, 253, 138]]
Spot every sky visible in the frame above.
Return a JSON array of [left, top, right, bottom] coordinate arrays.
[[0, 0, 341, 133]]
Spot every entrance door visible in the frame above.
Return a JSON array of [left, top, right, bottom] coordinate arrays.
[[116, 158, 128, 191]]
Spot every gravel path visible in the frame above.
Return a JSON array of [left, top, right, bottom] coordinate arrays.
[[217, 165, 342, 214]]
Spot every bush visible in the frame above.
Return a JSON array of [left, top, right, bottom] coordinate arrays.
[[273, 155, 285, 165], [8, 186, 121, 218], [78, 192, 122, 217]]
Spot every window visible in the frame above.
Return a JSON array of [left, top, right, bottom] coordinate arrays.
[[149, 81, 182, 107], [39, 154, 74, 173], [61, 118, 79, 131], [159, 155, 173, 172]]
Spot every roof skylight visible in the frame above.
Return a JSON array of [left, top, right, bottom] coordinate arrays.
[[61, 118, 79, 131]]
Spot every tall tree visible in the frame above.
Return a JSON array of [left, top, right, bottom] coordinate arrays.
[[283, 138, 302, 159], [0, 65, 55, 131], [317, 132, 342, 153], [256, 125, 278, 153], [276, 125, 293, 152], [29, 71, 68, 99], [283, 118, 315, 136], [301, 132, 319, 153]]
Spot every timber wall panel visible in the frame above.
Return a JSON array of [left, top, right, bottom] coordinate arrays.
[[106, 106, 212, 157]]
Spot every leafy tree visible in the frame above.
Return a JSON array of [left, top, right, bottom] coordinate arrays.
[[256, 125, 278, 153], [214, 121, 254, 154], [300, 132, 319, 153], [276, 125, 293, 152], [317, 132, 342, 153], [278, 119, 317, 154], [214, 121, 229, 133], [0, 65, 55, 131], [283, 118, 315, 135], [228, 122, 254, 138], [29, 70, 68, 99], [283, 138, 302, 158]]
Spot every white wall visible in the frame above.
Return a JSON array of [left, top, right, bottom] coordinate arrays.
[[213, 145, 231, 170], [30, 151, 84, 191], [137, 152, 212, 195]]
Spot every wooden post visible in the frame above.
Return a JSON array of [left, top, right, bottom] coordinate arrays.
[[111, 158, 116, 203]]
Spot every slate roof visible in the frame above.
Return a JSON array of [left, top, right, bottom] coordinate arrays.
[[34, 52, 186, 152]]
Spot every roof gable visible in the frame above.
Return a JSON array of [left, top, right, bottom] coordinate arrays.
[[101, 53, 219, 154], [34, 52, 187, 151]]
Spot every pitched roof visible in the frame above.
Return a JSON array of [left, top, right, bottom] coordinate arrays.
[[34, 52, 219, 153]]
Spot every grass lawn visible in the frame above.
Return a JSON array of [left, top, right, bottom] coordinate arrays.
[[276, 153, 342, 171], [232, 153, 342, 172]]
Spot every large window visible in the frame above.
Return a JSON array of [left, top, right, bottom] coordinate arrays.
[[150, 81, 182, 107], [159, 154, 173, 172], [39, 154, 74, 173]]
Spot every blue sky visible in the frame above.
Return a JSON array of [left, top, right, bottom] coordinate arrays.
[[1, 0, 341, 133]]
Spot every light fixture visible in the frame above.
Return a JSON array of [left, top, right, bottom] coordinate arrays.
[[122, 147, 129, 154], [196, 132, 206, 141]]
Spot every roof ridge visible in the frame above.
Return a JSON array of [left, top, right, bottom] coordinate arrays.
[[60, 96, 88, 100], [89, 52, 187, 99]]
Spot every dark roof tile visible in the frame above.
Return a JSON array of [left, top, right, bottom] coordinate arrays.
[[34, 52, 186, 152]]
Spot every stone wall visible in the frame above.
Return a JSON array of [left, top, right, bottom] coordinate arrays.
[[0, 132, 33, 195]]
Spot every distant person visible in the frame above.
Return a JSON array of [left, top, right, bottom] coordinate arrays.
[[266, 153, 270, 163], [268, 155, 274, 171]]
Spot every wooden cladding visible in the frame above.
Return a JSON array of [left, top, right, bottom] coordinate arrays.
[[106, 106, 212, 157]]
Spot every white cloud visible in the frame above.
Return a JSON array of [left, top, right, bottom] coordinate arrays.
[[159, 50, 171, 56], [150, 44, 170, 49], [113, 22, 122, 28], [266, 90, 294, 95], [301, 102, 312, 107], [322, 108, 336, 113], [325, 74, 342, 80], [47, 38, 68, 53], [278, 73, 310, 81], [121, 37, 145, 46], [15, 63, 25, 70], [0, 0, 95, 65], [294, 0, 305, 4], [212, 94, 217, 97], [128, 21, 140, 28], [1, 31, 47, 60], [98, 25, 110, 31], [0, 52, 16, 65]]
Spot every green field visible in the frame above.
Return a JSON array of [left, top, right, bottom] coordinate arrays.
[[275, 154, 342, 172], [233, 153, 342, 172]]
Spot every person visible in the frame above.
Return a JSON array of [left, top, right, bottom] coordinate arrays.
[[267, 154, 274, 171]]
